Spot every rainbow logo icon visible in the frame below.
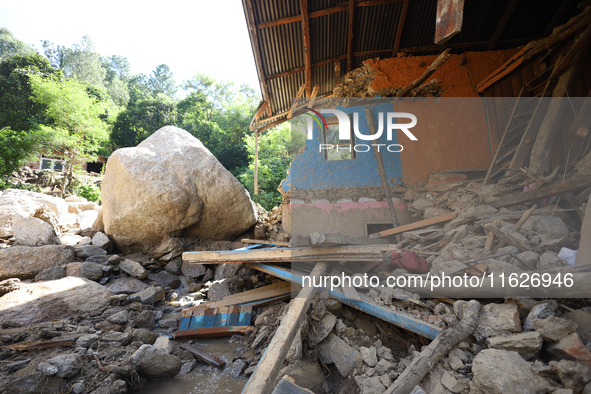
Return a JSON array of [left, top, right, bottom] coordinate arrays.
[[303, 107, 328, 134]]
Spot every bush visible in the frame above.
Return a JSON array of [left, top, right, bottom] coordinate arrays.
[[75, 183, 101, 204], [0, 176, 41, 192]]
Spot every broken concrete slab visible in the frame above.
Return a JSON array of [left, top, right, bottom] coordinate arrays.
[[486, 331, 543, 359], [532, 316, 578, 342], [470, 349, 547, 394], [0, 277, 113, 325], [475, 303, 521, 340]]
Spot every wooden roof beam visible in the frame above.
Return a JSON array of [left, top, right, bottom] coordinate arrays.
[[347, 0, 355, 72], [301, 0, 312, 97], [243, 0, 274, 117], [487, 0, 520, 50], [392, 0, 409, 56]]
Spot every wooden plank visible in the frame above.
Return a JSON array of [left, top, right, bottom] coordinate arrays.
[[402, 228, 440, 240], [5, 337, 76, 351], [247, 263, 442, 339], [242, 239, 290, 246], [392, 0, 409, 56], [301, 0, 312, 97], [366, 109, 401, 242], [347, 0, 355, 72], [434, 0, 465, 45], [181, 343, 226, 369], [173, 325, 253, 340], [183, 244, 400, 263], [487, 0, 520, 50], [483, 223, 528, 252], [369, 211, 458, 238], [189, 282, 293, 310], [489, 178, 591, 209], [287, 84, 307, 120], [512, 204, 537, 232], [242, 262, 327, 394]]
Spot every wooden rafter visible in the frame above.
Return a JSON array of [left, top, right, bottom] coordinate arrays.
[[487, 0, 520, 50], [243, 0, 273, 116], [347, 0, 355, 72], [392, 0, 409, 56], [301, 0, 312, 97], [287, 84, 307, 120]]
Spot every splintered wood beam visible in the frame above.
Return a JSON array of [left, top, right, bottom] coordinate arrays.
[[489, 178, 591, 209], [253, 101, 269, 121], [487, 0, 520, 50], [392, 0, 409, 56], [301, 0, 312, 97], [307, 85, 320, 109], [242, 262, 327, 394], [434, 0, 465, 45], [243, 0, 274, 116], [287, 84, 307, 120], [347, 0, 355, 72]]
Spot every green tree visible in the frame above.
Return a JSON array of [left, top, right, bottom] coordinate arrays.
[[238, 123, 293, 210], [148, 64, 177, 98], [0, 28, 36, 61], [0, 126, 49, 177], [42, 36, 106, 88], [29, 75, 111, 195], [111, 93, 178, 148], [0, 53, 61, 132], [102, 55, 130, 106]]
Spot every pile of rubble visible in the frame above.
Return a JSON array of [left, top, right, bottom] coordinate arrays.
[[254, 203, 288, 241]]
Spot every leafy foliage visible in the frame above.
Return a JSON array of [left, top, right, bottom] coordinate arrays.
[[75, 183, 101, 203], [0, 126, 49, 177], [0, 28, 36, 61]]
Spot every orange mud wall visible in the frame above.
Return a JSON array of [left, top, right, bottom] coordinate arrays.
[[365, 49, 518, 185]]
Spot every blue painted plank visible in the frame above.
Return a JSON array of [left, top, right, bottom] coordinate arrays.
[[178, 317, 191, 331], [248, 263, 441, 340]]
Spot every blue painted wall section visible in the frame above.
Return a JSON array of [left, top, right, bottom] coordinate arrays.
[[282, 102, 403, 192]]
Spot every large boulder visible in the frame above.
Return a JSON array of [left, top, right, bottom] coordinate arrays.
[[101, 126, 257, 252], [0, 277, 113, 325], [130, 344, 182, 380], [0, 245, 75, 280]]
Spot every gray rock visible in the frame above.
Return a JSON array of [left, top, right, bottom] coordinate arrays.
[[119, 259, 148, 279], [215, 263, 243, 281], [354, 375, 386, 394], [375, 358, 395, 375], [539, 251, 568, 270], [34, 265, 66, 282], [181, 260, 206, 278], [130, 286, 165, 304], [132, 310, 156, 329], [106, 277, 149, 294], [165, 257, 182, 275], [102, 330, 132, 345], [276, 360, 326, 393], [0, 278, 21, 296], [77, 236, 92, 246], [0, 277, 113, 325], [154, 336, 173, 354], [510, 251, 539, 270], [92, 231, 112, 250], [86, 255, 110, 264], [152, 236, 184, 260], [38, 361, 59, 376], [319, 333, 364, 377], [0, 245, 75, 280], [524, 300, 557, 331], [486, 332, 543, 359], [286, 328, 302, 363], [470, 349, 547, 394], [550, 359, 591, 392], [1, 373, 67, 394], [107, 310, 130, 325], [13, 217, 61, 246], [48, 353, 85, 378], [130, 344, 182, 380], [7, 358, 31, 372], [207, 281, 232, 302], [532, 316, 578, 342], [159, 317, 179, 330], [132, 329, 158, 345], [309, 312, 337, 347], [533, 216, 569, 238], [228, 359, 247, 377], [72, 382, 86, 394], [101, 126, 257, 252], [180, 359, 197, 375], [148, 271, 180, 289], [75, 245, 107, 259], [76, 333, 100, 348], [66, 261, 103, 281], [360, 346, 378, 367]]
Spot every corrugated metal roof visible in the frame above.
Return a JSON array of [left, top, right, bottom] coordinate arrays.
[[243, 0, 579, 130]]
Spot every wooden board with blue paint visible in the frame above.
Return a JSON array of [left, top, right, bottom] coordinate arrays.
[[174, 305, 253, 340]]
